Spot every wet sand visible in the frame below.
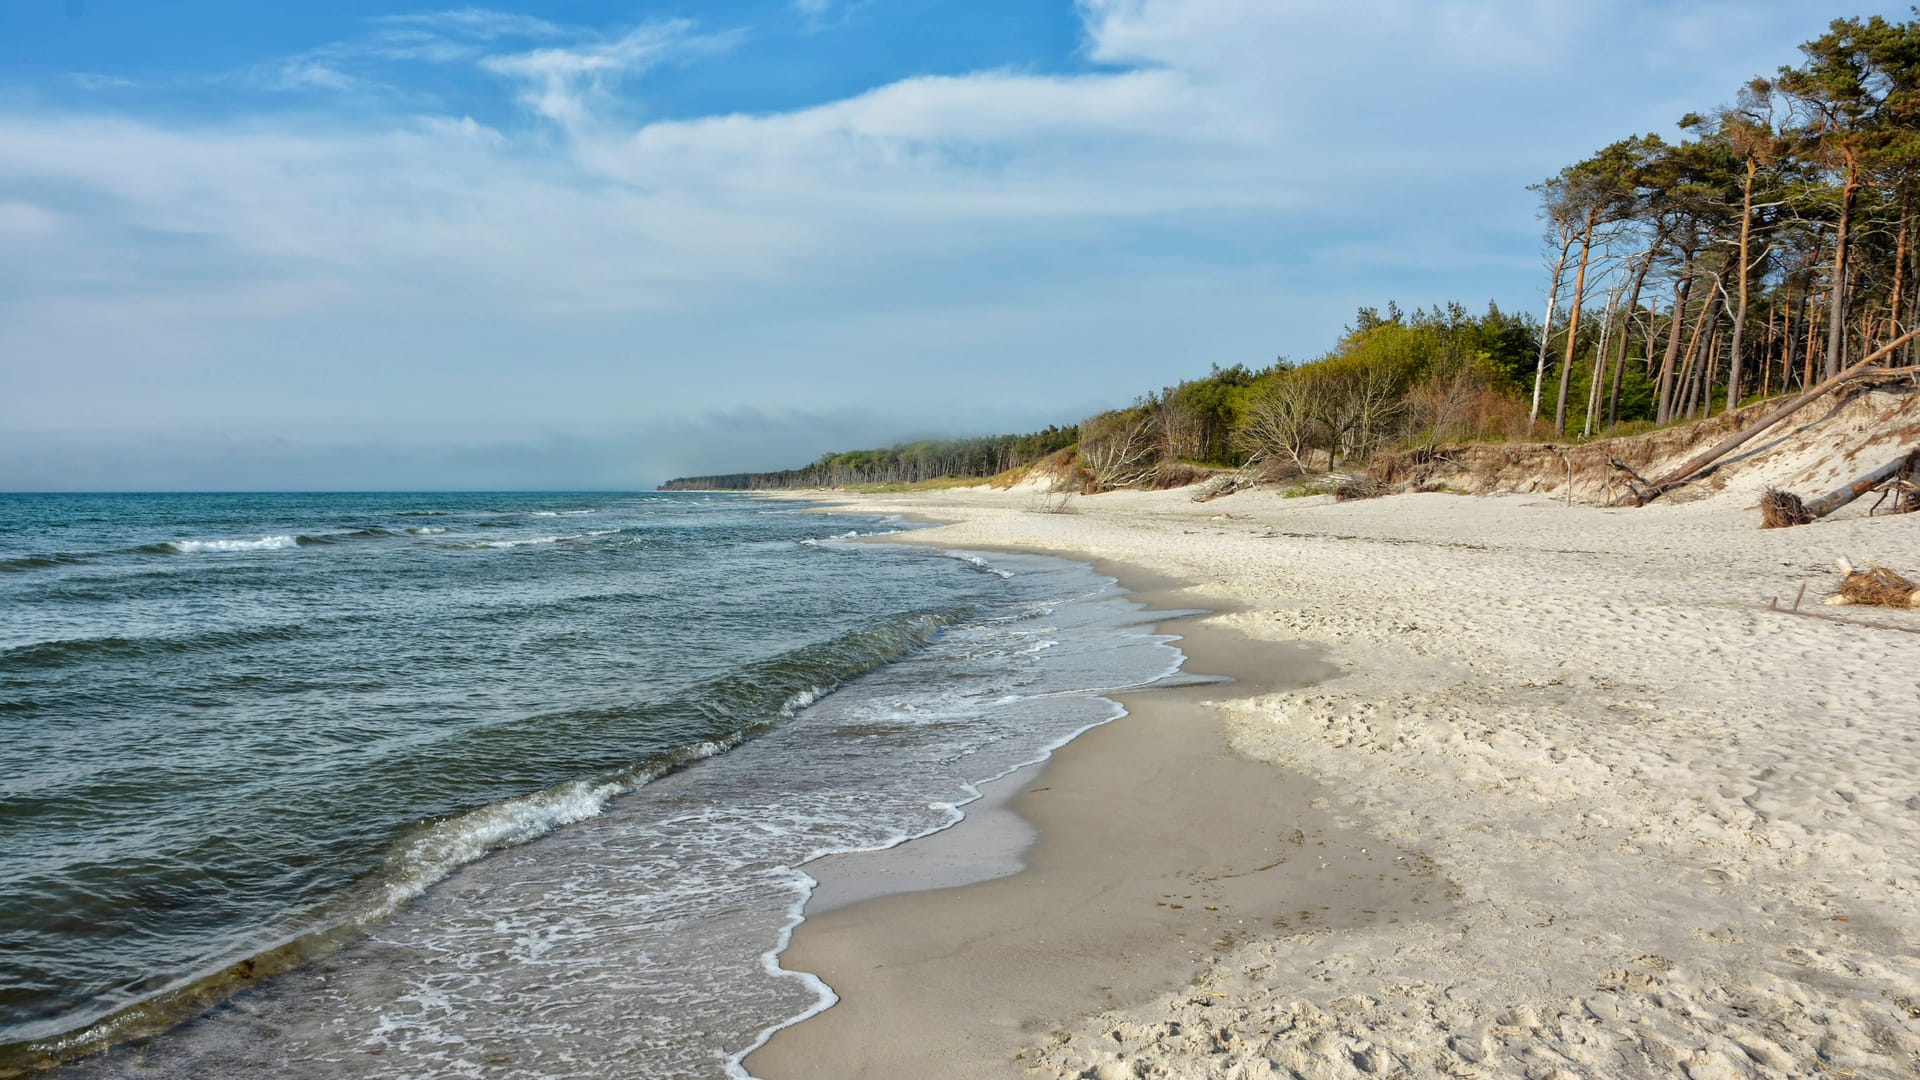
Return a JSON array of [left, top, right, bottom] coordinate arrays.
[[747, 567, 1439, 1079]]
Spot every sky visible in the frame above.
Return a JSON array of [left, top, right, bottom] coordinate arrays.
[[0, 0, 1905, 490]]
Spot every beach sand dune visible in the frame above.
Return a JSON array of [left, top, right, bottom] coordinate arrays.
[[752, 484, 1920, 1079]]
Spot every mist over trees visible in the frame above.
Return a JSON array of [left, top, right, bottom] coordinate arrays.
[[664, 14, 1920, 495], [659, 428, 1078, 490]]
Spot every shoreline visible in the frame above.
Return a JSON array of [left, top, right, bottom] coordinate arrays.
[[727, 546, 1204, 1078], [747, 484, 1920, 1078], [747, 537, 1433, 1079]]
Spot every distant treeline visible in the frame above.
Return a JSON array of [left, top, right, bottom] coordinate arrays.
[[660, 427, 1079, 490]]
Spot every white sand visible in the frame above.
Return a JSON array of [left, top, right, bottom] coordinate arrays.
[[773, 479, 1920, 1079]]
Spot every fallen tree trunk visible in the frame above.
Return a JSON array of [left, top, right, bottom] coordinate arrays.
[[1801, 449, 1920, 519], [1638, 328, 1920, 503]]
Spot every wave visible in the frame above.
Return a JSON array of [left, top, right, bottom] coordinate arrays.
[[161, 535, 299, 554], [0, 606, 963, 1074], [360, 738, 735, 925], [0, 552, 88, 573], [1, 623, 313, 670], [297, 528, 397, 544], [796, 527, 904, 548], [146, 528, 416, 555], [394, 511, 448, 518], [455, 530, 618, 550], [4, 525, 433, 569], [530, 509, 597, 517], [950, 552, 1015, 579]]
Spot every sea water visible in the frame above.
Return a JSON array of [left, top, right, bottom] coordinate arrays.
[[0, 492, 1185, 1078]]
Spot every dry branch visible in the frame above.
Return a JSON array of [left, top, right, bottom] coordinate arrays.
[[1759, 488, 1814, 529], [1826, 557, 1920, 609], [1638, 327, 1920, 503], [1765, 596, 1920, 633], [1870, 476, 1920, 516]]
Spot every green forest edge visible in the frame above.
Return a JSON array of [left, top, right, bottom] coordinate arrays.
[[661, 14, 1920, 496]]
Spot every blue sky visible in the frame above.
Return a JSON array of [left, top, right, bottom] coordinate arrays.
[[0, 0, 1901, 490]]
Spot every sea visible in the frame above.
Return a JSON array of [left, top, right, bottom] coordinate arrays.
[[0, 491, 1189, 1079]]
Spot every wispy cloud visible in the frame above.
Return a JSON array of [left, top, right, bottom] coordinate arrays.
[[789, 0, 881, 31], [256, 58, 367, 93], [374, 8, 567, 40], [479, 21, 711, 127], [65, 72, 139, 91], [224, 6, 580, 97]]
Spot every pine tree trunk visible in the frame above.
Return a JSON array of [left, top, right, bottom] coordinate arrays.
[[1777, 296, 1791, 392], [1726, 157, 1757, 411], [1673, 276, 1720, 424], [1554, 208, 1599, 436], [1804, 290, 1822, 389], [1655, 257, 1695, 424], [1888, 193, 1909, 351], [1762, 300, 1777, 398], [1825, 160, 1859, 380], [1584, 292, 1617, 437], [1530, 236, 1573, 428], [1608, 249, 1654, 428]]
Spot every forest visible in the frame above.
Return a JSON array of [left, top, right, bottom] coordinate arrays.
[[659, 428, 1079, 490], [663, 14, 1920, 494]]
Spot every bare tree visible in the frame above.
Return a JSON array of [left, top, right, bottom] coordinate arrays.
[[1078, 410, 1161, 490], [1234, 373, 1321, 475]]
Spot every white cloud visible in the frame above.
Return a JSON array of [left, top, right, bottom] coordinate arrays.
[[3, 0, 1891, 461], [260, 59, 366, 92], [480, 21, 702, 127], [374, 8, 567, 40]]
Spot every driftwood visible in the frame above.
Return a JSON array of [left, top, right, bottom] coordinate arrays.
[[1766, 594, 1920, 633], [1759, 487, 1815, 529], [1801, 449, 1920, 519], [1826, 557, 1920, 609], [1869, 474, 1920, 516], [1637, 328, 1920, 503]]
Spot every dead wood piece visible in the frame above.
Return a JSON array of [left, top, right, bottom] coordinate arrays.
[[1759, 488, 1815, 529], [1868, 472, 1920, 516], [1827, 556, 1920, 609], [1333, 475, 1386, 502], [1765, 597, 1920, 634], [1803, 449, 1920, 519]]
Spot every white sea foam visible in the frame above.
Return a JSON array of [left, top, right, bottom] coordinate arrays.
[[736, 694, 1140, 1079], [952, 552, 1015, 578], [167, 535, 299, 554], [530, 509, 596, 517], [465, 530, 618, 549], [778, 686, 824, 719], [365, 780, 623, 924], [405, 526, 446, 536], [798, 527, 904, 549], [364, 734, 746, 925]]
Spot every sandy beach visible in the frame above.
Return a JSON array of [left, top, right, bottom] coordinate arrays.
[[749, 482, 1920, 1079]]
